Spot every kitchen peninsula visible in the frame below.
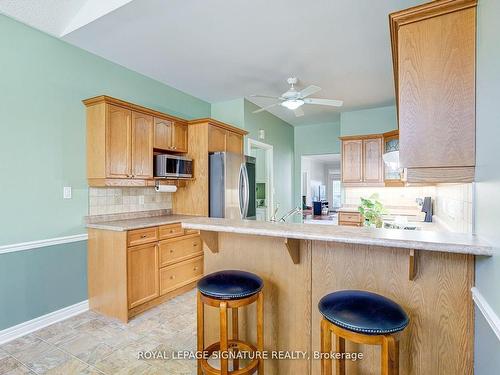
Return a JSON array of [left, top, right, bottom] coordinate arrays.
[[181, 217, 491, 375]]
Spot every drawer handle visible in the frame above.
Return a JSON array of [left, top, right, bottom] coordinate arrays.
[[170, 249, 174, 253], [193, 243, 198, 247], [141, 235, 147, 238], [169, 230, 174, 233]]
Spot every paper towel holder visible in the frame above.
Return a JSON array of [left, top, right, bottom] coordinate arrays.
[[154, 180, 178, 193]]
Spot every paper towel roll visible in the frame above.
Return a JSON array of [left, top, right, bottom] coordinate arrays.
[[155, 184, 177, 193]]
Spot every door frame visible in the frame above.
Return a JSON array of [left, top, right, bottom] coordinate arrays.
[[248, 138, 274, 220]]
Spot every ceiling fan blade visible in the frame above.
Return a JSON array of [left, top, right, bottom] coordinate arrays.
[[294, 107, 304, 117], [303, 98, 343, 107], [249, 94, 282, 100], [252, 103, 280, 114], [299, 85, 321, 98]]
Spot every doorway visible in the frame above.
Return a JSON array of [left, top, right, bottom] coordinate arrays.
[[301, 153, 341, 218], [248, 138, 274, 221]]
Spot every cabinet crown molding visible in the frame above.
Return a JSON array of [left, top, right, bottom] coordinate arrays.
[[188, 118, 248, 136]]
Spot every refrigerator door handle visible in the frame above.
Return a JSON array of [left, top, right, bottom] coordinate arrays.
[[242, 163, 250, 218], [238, 163, 245, 219]]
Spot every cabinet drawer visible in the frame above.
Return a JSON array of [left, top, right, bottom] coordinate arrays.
[[184, 229, 200, 235], [159, 223, 184, 239], [159, 235, 202, 267], [127, 227, 158, 247], [160, 256, 203, 295], [338, 212, 363, 223]]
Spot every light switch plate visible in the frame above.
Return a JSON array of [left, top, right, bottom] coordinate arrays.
[[63, 186, 72, 199]]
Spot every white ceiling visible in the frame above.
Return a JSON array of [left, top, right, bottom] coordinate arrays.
[[1, 0, 424, 126]]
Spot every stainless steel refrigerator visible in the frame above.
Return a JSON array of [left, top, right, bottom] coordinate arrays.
[[209, 152, 256, 220]]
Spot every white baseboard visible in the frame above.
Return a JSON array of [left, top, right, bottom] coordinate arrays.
[[472, 287, 500, 342], [0, 300, 89, 345]]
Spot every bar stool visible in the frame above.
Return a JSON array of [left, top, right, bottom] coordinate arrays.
[[197, 270, 264, 375], [318, 290, 409, 375]]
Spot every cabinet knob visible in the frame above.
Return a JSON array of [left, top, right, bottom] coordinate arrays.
[[169, 229, 174, 233], [141, 235, 147, 238], [170, 275, 176, 280], [193, 243, 198, 247], [194, 266, 198, 271], [170, 249, 174, 253]]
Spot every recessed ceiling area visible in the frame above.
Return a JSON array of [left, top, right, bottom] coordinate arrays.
[[0, 0, 424, 126]]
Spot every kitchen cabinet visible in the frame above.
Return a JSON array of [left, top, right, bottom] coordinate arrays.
[[390, 0, 476, 182], [84, 96, 190, 187], [127, 242, 159, 309], [88, 223, 203, 322], [154, 118, 188, 153], [340, 135, 383, 186], [338, 211, 364, 227], [174, 119, 248, 216], [131, 111, 153, 179]]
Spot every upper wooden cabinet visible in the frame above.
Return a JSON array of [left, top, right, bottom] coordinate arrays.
[[84, 96, 189, 187], [154, 118, 188, 153], [173, 119, 248, 216], [390, 0, 477, 183], [341, 135, 384, 186]]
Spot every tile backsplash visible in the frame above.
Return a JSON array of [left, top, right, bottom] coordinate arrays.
[[89, 187, 172, 215], [434, 183, 473, 233], [343, 186, 436, 210]]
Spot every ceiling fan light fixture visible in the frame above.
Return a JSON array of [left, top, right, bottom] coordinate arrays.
[[281, 99, 304, 110]]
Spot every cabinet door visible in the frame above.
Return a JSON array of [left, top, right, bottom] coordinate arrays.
[[208, 125, 227, 152], [342, 140, 363, 183], [127, 243, 159, 309], [106, 105, 131, 178], [363, 138, 383, 183], [172, 122, 188, 152], [153, 117, 173, 151], [226, 132, 243, 154], [131, 112, 153, 179], [398, 8, 475, 168]]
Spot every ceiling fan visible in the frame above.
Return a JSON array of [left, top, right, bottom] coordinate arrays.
[[250, 77, 343, 117]]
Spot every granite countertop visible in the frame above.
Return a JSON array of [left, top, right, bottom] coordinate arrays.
[[181, 217, 492, 256], [86, 214, 199, 231]]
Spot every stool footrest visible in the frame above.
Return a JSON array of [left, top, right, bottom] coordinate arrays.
[[200, 340, 259, 375]]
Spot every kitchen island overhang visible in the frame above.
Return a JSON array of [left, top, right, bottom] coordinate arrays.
[[182, 217, 491, 375]]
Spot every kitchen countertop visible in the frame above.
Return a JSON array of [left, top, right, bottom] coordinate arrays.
[[86, 214, 199, 231], [181, 217, 492, 256]]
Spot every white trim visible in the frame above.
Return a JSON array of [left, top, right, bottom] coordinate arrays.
[[248, 138, 274, 220], [0, 234, 88, 255], [472, 287, 500, 342], [0, 300, 89, 345]]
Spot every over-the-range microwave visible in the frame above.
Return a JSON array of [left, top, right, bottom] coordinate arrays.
[[154, 154, 193, 178]]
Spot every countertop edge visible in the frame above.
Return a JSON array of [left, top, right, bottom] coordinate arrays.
[[181, 222, 493, 256]]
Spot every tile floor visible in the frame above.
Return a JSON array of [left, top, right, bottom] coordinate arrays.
[[0, 291, 197, 375]]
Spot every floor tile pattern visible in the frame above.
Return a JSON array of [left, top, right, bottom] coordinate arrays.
[[0, 291, 197, 374]]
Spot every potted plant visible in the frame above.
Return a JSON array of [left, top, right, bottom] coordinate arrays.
[[358, 194, 386, 228]]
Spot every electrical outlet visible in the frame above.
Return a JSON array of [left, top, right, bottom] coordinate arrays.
[[63, 186, 72, 199]]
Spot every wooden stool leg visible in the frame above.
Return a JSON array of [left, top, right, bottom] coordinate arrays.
[[257, 291, 264, 374], [335, 335, 345, 375], [220, 301, 229, 375], [197, 291, 204, 375], [381, 336, 399, 375], [320, 319, 332, 375], [232, 307, 239, 371]]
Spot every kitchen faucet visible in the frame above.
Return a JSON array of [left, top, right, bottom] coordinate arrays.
[[270, 205, 302, 222]]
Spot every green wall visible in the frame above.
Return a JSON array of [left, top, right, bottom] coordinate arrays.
[[474, 0, 500, 371], [293, 122, 341, 206], [211, 98, 244, 128], [340, 105, 397, 136], [0, 15, 210, 330]]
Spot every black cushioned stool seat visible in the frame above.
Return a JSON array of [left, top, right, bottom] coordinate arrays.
[[318, 290, 409, 335], [318, 290, 409, 375], [197, 270, 263, 300]]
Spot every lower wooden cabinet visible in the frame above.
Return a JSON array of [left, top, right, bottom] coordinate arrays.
[[88, 223, 203, 322], [160, 256, 203, 295], [338, 211, 364, 227], [127, 243, 159, 309]]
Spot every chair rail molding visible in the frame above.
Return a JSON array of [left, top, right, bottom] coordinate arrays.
[[472, 287, 500, 342], [0, 300, 89, 345], [0, 234, 88, 255]]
